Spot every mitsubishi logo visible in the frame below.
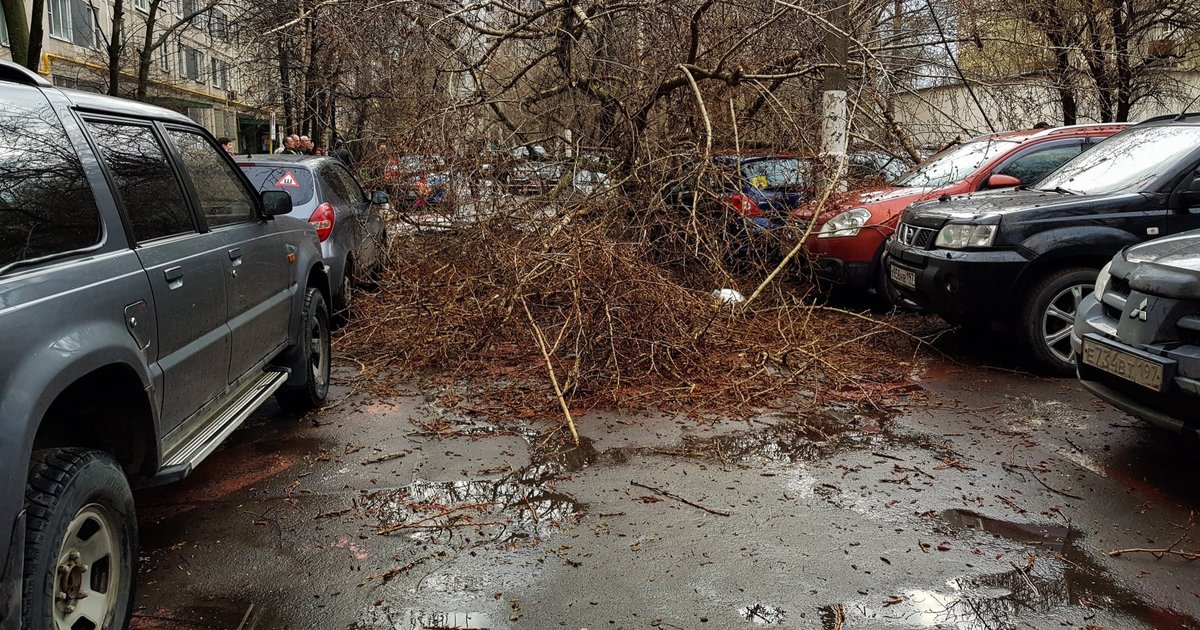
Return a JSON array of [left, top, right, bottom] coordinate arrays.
[[1130, 298, 1149, 321]]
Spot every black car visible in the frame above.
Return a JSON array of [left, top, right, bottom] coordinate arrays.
[[885, 113, 1200, 374], [1073, 227, 1200, 434]]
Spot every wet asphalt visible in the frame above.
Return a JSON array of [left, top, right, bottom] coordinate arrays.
[[129, 340, 1200, 630]]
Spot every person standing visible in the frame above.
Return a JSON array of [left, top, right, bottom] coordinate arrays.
[[300, 136, 314, 155], [217, 137, 234, 153], [332, 139, 353, 167], [275, 135, 296, 154]]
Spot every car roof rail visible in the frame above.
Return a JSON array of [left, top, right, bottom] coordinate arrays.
[[0, 60, 52, 87], [1134, 112, 1200, 126], [1027, 122, 1133, 139]]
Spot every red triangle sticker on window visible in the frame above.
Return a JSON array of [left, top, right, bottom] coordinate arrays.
[[275, 171, 301, 187]]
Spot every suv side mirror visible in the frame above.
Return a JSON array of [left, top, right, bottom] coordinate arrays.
[[371, 190, 390, 205], [261, 190, 292, 218], [987, 174, 1021, 189], [1176, 175, 1200, 209]]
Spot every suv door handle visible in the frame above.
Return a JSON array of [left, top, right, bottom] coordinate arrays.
[[164, 266, 183, 289], [228, 247, 242, 261]]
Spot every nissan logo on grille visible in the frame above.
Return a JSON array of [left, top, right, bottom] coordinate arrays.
[[897, 223, 935, 248]]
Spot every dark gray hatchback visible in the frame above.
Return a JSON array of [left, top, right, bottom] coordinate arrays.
[[1074, 225, 1200, 435]]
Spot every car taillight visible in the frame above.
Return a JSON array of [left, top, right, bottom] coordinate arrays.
[[309, 202, 335, 242], [730, 193, 764, 218]]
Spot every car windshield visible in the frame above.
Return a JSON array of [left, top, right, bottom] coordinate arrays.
[[740, 158, 810, 189], [239, 165, 315, 206], [895, 139, 1018, 189], [1035, 126, 1200, 195]]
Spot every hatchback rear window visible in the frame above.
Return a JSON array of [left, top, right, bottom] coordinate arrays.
[[238, 164, 315, 206], [0, 87, 102, 272], [740, 158, 810, 189]]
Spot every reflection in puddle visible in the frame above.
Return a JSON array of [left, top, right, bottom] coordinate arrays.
[[740, 602, 786, 624], [819, 508, 1200, 629], [676, 413, 888, 465], [355, 607, 492, 629], [940, 509, 1071, 546], [359, 437, 591, 545], [822, 573, 1067, 630]]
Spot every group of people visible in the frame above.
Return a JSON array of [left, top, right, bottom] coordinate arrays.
[[273, 133, 354, 166], [274, 134, 320, 155]]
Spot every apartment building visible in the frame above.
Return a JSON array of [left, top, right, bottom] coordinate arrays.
[[0, 0, 273, 151]]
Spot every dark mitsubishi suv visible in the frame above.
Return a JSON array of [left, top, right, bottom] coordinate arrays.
[[1074, 227, 1200, 434], [885, 113, 1200, 374], [0, 63, 332, 629]]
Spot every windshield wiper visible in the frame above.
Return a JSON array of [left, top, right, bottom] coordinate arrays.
[[1037, 186, 1077, 195]]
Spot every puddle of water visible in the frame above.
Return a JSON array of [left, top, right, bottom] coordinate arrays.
[[131, 597, 272, 629], [360, 436, 589, 546], [354, 606, 493, 630], [822, 542, 1200, 630], [940, 509, 1071, 547], [740, 602, 786, 624], [674, 413, 885, 465]]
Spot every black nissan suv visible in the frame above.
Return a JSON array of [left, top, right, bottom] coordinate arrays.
[[885, 113, 1200, 374], [1073, 229, 1200, 434]]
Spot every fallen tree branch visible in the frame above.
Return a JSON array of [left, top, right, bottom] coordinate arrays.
[[522, 298, 581, 445], [630, 481, 730, 517]]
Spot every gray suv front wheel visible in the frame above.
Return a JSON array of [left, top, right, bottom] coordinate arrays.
[[23, 449, 136, 630]]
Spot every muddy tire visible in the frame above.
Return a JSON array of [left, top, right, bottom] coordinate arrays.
[[276, 287, 332, 411], [23, 448, 136, 630], [1021, 267, 1096, 376]]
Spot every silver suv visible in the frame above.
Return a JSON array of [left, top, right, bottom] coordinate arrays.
[[0, 63, 332, 629]]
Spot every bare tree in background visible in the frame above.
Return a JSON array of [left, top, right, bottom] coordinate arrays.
[[959, 0, 1200, 123]]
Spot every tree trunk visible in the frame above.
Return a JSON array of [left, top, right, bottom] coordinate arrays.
[[328, 88, 337, 144], [2, 0, 29, 68], [107, 0, 125, 96], [1112, 1, 1133, 122], [302, 18, 320, 138], [26, 0, 45, 71], [135, 0, 160, 100], [278, 39, 293, 133]]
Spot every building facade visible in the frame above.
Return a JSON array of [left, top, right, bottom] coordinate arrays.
[[0, 0, 274, 152]]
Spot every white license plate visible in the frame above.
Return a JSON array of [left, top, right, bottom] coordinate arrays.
[[889, 264, 916, 289], [1081, 338, 1165, 391]]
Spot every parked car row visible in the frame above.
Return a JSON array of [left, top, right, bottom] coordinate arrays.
[[798, 123, 1130, 308], [663, 151, 911, 252], [853, 112, 1200, 434], [0, 60, 395, 629]]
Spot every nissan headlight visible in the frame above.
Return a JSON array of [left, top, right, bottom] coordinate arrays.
[[1093, 261, 1112, 299], [935, 224, 997, 249], [818, 207, 872, 238]]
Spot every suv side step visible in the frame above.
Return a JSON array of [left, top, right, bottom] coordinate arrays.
[[144, 370, 290, 487]]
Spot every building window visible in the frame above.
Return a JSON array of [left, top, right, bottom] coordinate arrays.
[[181, 0, 197, 16], [210, 11, 227, 41], [134, 0, 148, 12], [180, 45, 204, 83], [51, 0, 97, 48], [159, 42, 170, 74], [49, 0, 70, 39], [210, 57, 229, 90]]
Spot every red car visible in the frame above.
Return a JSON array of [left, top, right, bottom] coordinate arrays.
[[797, 124, 1130, 307]]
